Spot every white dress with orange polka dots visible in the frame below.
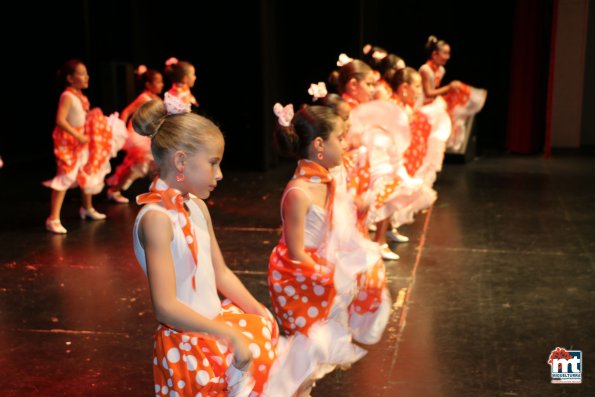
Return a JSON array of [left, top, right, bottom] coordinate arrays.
[[134, 200, 281, 396], [330, 166, 392, 345], [43, 90, 128, 194], [267, 186, 368, 395]]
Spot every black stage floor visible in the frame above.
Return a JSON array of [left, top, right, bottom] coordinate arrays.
[[1, 154, 593, 396]]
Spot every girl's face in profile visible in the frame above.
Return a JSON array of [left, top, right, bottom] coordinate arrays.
[[181, 136, 224, 199], [354, 72, 376, 103], [433, 44, 451, 66], [147, 73, 164, 95], [319, 117, 346, 168], [68, 63, 89, 90], [184, 66, 197, 88]]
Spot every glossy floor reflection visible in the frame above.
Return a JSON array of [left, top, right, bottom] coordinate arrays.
[[1, 155, 593, 396]]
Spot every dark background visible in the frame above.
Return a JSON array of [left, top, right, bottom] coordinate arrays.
[[1, 0, 552, 173]]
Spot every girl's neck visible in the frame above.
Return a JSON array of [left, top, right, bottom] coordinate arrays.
[[160, 174, 188, 195], [144, 89, 160, 98], [428, 59, 442, 68], [342, 93, 359, 108], [303, 157, 330, 171]]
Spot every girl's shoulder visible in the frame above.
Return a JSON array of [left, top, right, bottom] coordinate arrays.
[[189, 196, 209, 215], [419, 63, 432, 74], [283, 179, 312, 203], [283, 178, 326, 207], [60, 90, 76, 101], [189, 196, 212, 228]]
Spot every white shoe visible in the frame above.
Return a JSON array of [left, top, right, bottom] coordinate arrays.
[[79, 207, 107, 220], [368, 223, 377, 232], [107, 189, 129, 204], [380, 244, 399, 260], [387, 229, 409, 243], [46, 218, 67, 234]]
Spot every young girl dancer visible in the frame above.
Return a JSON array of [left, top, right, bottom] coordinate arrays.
[[106, 66, 164, 203], [420, 35, 487, 151], [269, 103, 366, 396], [44, 59, 114, 233], [132, 94, 280, 396], [164, 57, 199, 107]]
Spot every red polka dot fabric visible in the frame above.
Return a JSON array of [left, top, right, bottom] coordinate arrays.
[[48, 91, 114, 192], [268, 243, 336, 336], [350, 258, 387, 315], [152, 300, 279, 396], [444, 83, 472, 112], [82, 108, 112, 178], [403, 111, 432, 176], [343, 151, 371, 234], [51, 125, 86, 176]]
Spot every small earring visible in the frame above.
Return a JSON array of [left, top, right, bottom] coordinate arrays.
[[317, 152, 324, 160], [176, 173, 185, 182]]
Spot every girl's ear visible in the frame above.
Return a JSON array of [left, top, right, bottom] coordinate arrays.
[[313, 136, 324, 151], [347, 78, 358, 93], [173, 150, 186, 172]]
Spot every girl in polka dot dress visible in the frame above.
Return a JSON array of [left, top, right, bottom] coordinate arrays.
[[43, 59, 125, 234], [384, 67, 439, 227], [268, 104, 367, 396], [132, 95, 280, 397], [331, 57, 416, 260], [106, 66, 164, 203], [313, 88, 392, 346], [389, 67, 451, 188], [163, 57, 199, 109], [419, 35, 487, 152]]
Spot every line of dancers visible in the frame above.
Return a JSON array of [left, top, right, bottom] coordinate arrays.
[[42, 36, 486, 396]]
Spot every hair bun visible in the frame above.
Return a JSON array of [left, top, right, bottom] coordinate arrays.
[[132, 100, 167, 137]]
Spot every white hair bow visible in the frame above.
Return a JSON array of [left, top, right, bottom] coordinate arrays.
[[164, 92, 191, 115], [372, 50, 387, 60], [165, 57, 179, 66], [337, 53, 354, 67], [308, 82, 328, 101], [273, 103, 294, 127], [136, 64, 147, 75]]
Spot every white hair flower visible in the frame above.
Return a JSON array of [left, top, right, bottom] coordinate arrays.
[[337, 53, 354, 67], [307, 82, 328, 101], [273, 103, 294, 127]]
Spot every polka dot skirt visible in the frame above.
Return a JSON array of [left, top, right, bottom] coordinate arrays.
[[152, 300, 279, 397]]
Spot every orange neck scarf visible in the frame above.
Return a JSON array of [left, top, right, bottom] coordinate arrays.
[[427, 60, 442, 87], [293, 159, 335, 227], [137, 178, 199, 290], [341, 93, 360, 109], [66, 87, 90, 112]]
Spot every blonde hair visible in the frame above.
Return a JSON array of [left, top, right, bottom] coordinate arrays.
[[132, 100, 223, 171]]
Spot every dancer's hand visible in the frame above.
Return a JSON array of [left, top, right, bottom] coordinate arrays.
[[231, 333, 253, 371], [450, 80, 462, 90], [77, 134, 89, 144]]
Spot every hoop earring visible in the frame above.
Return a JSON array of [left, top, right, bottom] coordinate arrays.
[[176, 173, 186, 182], [317, 152, 324, 160]]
